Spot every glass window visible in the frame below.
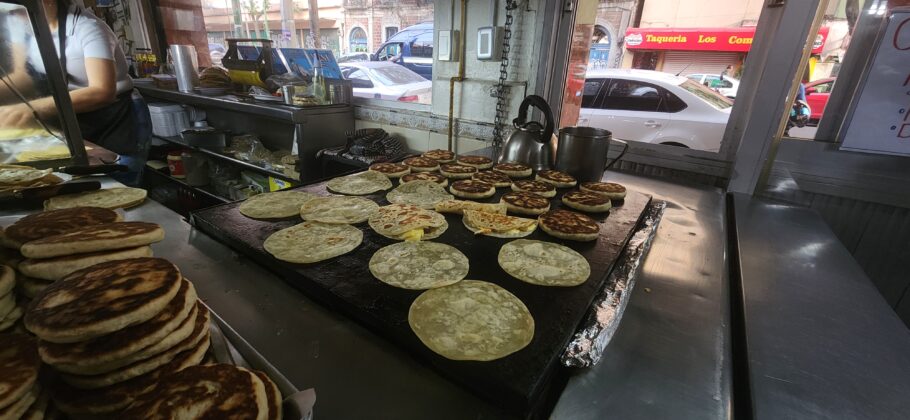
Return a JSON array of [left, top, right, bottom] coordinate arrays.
[[410, 33, 434, 58], [665, 91, 688, 113], [602, 79, 664, 112], [679, 80, 734, 110], [370, 65, 426, 85], [582, 78, 606, 108], [199, 0, 434, 105], [350, 28, 368, 53]]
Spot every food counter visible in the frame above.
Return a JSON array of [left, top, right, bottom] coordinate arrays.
[[0, 171, 731, 419]]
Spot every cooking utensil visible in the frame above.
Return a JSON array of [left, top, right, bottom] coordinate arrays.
[[55, 164, 128, 176], [554, 127, 628, 182], [0, 181, 101, 204], [497, 95, 557, 171]]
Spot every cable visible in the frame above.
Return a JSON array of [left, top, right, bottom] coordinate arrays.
[[0, 61, 64, 141]]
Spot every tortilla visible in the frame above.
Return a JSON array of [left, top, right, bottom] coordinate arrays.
[[538, 209, 600, 241], [408, 280, 534, 361], [386, 180, 454, 209], [239, 190, 316, 219], [462, 210, 537, 238], [326, 171, 393, 195], [299, 196, 378, 224], [369, 241, 469, 290], [263, 222, 362, 264], [498, 239, 591, 286], [434, 200, 507, 215], [44, 187, 147, 210], [368, 204, 448, 241], [0, 167, 52, 186]]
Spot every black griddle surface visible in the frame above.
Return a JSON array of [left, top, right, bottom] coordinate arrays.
[[191, 174, 651, 418]]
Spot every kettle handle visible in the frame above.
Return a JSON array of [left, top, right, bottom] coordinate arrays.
[[513, 95, 555, 144]]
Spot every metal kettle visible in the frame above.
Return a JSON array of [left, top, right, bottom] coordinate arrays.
[[498, 95, 557, 171]]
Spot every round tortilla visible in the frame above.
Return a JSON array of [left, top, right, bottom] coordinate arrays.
[[386, 180, 454, 209], [0, 167, 52, 186], [498, 239, 591, 286], [368, 204, 448, 241], [369, 241, 468, 290], [44, 188, 147, 210], [263, 222, 362, 264], [239, 190, 316, 219], [326, 171, 393, 196], [299, 196, 378, 224], [408, 280, 534, 361]]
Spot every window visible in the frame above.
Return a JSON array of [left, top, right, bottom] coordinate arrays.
[[198, 0, 434, 105], [385, 26, 398, 40], [345, 68, 374, 88], [812, 81, 834, 93], [665, 91, 688, 113], [410, 32, 434, 58], [679, 80, 733, 110], [705, 76, 733, 89], [370, 65, 427, 85], [350, 27, 368, 53], [602, 79, 664, 112], [582, 79, 606, 108]]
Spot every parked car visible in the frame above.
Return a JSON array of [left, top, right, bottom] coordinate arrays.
[[805, 77, 835, 124], [685, 73, 740, 98], [579, 69, 734, 152], [371, 22, 434, 80], [340, 62, 432, 104], [337, 52, 371, 63]]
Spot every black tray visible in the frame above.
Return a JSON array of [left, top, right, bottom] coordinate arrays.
[[190, 174, 651, 418]]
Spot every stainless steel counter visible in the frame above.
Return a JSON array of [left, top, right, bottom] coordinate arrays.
[[0, 172, 730, 419], [730, 193, 910, 419]]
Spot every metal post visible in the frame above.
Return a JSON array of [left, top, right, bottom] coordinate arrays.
[[232, 0, 244, 37], [308, 0, 321, 48], [280, 0, 299, 47], [724, 0, 828, 195]]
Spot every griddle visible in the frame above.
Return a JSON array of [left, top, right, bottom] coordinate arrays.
[[190, 173, 651, 418]]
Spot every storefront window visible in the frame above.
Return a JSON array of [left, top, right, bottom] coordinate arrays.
[[350, 27, 368, 52]]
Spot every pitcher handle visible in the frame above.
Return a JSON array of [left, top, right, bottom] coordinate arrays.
[[604, 139, 629, 170]]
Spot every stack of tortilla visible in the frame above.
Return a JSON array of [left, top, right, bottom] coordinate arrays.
[[0, 165, 62, 194], [0, 333, 48, 419], [0, 265, 22, 332], [23, 257, 212, 417], [12, 215, 163, 298]]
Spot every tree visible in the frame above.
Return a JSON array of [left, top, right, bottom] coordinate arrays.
[[243, 0, 262, 38]]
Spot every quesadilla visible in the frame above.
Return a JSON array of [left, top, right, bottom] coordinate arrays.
[[326, 170, 393, 195], [434, 200, 507, 215], [386, 180, 454, 209], [462, 209, 537, 238], [368, 204, 448, 241]]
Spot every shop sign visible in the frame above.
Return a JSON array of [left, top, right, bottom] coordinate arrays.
[[624, 27, 828, 54]]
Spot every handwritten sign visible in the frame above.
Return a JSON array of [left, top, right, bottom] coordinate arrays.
[[841, 9, 910, 156]]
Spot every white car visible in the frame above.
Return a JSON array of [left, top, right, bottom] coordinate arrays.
[[685, 73, 739, 98], [578, 69, 733, 152], [340, 62, 431, 104]]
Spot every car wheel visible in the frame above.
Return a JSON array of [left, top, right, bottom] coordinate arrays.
[[660, 142, 689, 148]]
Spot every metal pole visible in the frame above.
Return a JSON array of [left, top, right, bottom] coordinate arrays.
[[232, 0, 244, 37], [280, 0, 299, 47], [308, 0, 321, 48]]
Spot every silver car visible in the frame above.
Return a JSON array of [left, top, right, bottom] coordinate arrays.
[[340, 62, 432, 104]]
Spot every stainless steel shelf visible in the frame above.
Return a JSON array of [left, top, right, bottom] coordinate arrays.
[[155, 135, 298, 184], [137, 86, 351, 124]]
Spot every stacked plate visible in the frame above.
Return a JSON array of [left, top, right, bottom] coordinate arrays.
[[0, 334, 49, 419], [24, 258, 211, 417]]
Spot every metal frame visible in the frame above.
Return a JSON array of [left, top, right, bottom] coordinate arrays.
[[725, 0, 827, 194], [3, 0, 87, 165]]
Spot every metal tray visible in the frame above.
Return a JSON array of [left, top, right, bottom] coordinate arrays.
[[190, 175, 651, 418]]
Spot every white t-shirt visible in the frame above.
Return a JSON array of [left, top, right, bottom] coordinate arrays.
[[21, 5, 132, 95]]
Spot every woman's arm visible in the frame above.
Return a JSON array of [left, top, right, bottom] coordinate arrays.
[[0, 57, 117, 127]]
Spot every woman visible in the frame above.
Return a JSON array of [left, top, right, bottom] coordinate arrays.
[[0, 0, 148, 178]]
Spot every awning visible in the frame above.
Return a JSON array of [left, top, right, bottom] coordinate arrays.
[[624, 26, 829, 54]]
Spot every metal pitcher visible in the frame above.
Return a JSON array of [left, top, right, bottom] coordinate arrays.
[[555, 127, 628, 182], [498, 95, 557, 171]]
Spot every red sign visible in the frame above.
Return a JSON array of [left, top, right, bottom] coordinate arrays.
[[624, 27, 829, 54]]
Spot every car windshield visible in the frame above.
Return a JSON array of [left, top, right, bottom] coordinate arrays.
[[370, 66, 426, 85], [679, 80, 733, 110]]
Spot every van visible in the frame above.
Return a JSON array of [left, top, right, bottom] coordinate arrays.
[[371, 22, 434, 80]]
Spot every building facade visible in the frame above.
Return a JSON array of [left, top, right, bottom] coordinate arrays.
[[341, 0, 434, 55]]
